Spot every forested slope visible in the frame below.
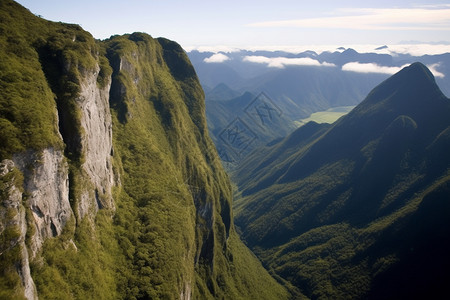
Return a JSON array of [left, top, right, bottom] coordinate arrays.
[[0, 1, 290, 299]]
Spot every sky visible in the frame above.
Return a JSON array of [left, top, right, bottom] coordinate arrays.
[[15, 0, 450, 52]]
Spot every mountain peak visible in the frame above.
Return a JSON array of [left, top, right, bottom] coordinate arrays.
[[381, 62, 436, 91], [398, 62, 435, 82], [356, 62, 445, 116]]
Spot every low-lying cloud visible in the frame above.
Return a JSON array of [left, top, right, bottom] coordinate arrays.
[[427, 63, 445, 78], [342, 62, 408, 75], [342, 62, 445, 78], [243, 56, 335, 68], [204, 53, 231, 63]]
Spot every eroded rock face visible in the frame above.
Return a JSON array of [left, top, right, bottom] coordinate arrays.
[[2, 59, 117, 298], [13, 148, 71, 259], [77, 65, 115, 217], [0, 159, 38, 300], [4, 63, 116, 299]]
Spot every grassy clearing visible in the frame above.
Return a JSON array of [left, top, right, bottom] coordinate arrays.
[[295, 105, 355, 126]]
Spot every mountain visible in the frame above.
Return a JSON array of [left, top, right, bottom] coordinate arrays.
[[241, 66, 386, 120], [189, 49, 450, 98], [205, 91, 295, 166], [205, 82, 240, 101], [0, 1, 290, 299], [190, 50, 390, 117], [201, 64, 387, 167], [233, 63, 450, 298], [190, 48, 450, 166]]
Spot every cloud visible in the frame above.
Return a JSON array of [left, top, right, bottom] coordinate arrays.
[[334, 44, 450, 56], [341, 62, 407, 75], [342, 62, 445, 78], [427, 63, 445, 78], [204, 53, 231, 63], [243, 56, 335, 68], [187, 44, 450, 58], [247, 7, 450, 31]]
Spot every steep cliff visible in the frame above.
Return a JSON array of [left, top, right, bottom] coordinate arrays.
[[0, 1, 289, 299]]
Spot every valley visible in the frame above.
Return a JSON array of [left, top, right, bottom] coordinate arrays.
[[229, 62, 450, 298], [189, 47, 450, 169], [1, 1, 450, 299], [294, 105, 355, 126]]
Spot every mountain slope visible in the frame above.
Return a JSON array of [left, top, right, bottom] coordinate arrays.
[[206, 91, 295, 166], [0, 1, 290, 299], [234, 62, 450, 298]]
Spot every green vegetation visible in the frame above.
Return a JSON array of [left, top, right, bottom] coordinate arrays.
[[3, 1, 449, 299], [234, 63, 450, 298], [294, 105, 355, 126], [0, 165, 26, 300], [205, 92, 296, 167], [0, 0, 103, 161], [0, 1, 289, 298], [102, 33, 288, 299], [31, 215, 119, 300]]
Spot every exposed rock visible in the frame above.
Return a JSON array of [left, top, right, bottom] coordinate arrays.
[[180, 281, 191, 300], [77, 64, 115, 217], [0, 159, 38, 300], [13, 149, 71, 258]]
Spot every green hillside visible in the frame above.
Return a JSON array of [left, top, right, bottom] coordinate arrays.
[[0, 1, 289, 299], [206, 91, 295, 167], [234, 63, 450, 298]]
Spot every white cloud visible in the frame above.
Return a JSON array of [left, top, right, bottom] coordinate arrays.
[[203, 53, 231, 63], [342, 62, 445, 78], [187, 44, 450, 57], [342, 62, 409, 75], [247, 7, 450, 31], [242, 56, 335, 68], [427, 63, 445, 78], [387, 44, 450, 56]]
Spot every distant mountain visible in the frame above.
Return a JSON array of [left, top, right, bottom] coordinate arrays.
[[190, 48, 450, 166], [241, 65, 386, 119], [233, 63, 450, 299], [188, 48, 450, 99], [206, 92, 295, 166], [375, 45, 388, 50], [205, 82, 240, 101]]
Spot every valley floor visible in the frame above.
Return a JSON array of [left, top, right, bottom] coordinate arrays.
[[294, 105, 355, 126]]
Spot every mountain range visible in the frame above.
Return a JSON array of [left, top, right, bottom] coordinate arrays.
[[233, 62, 450, 299], [2, 1, 450, 299], [189, 48, 450, 97], [188, 48, 450, 167]]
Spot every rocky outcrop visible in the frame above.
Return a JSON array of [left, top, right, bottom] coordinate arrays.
[[0, 159, 38, 300], [0, 53, 116, 298], [3, 63, 116, 298], [77, 65, 115, 217], [12, 149, 71, 259]]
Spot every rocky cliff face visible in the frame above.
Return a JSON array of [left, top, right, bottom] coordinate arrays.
[[0, 1, 289, 299], [1, 48, 114, 300], [74, 64, 115, 217], [13, 149, 71, 259], [0, 159, 38, 300]]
